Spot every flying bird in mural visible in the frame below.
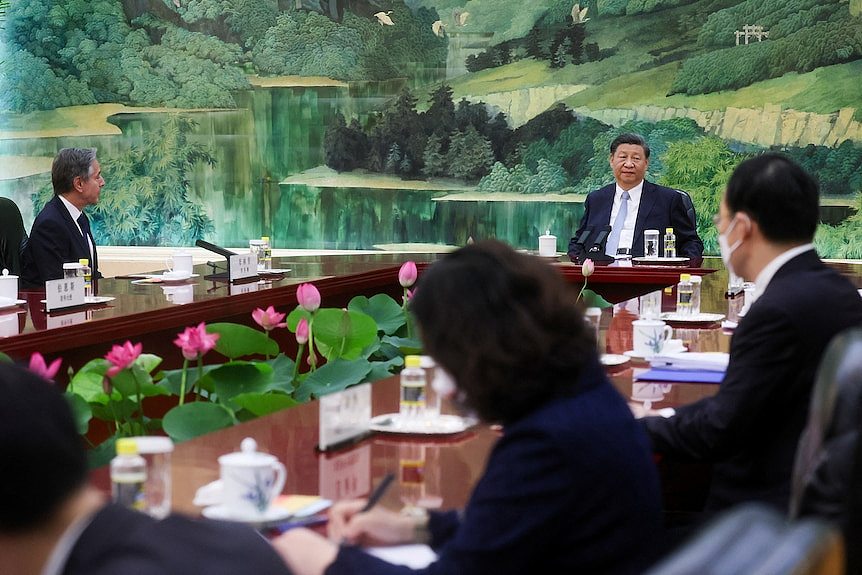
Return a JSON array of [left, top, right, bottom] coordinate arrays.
[[374, 11, 395, 25], [453, 9, 470, 27], [571, 3, 590, 24], [432, 20, 446, 37]]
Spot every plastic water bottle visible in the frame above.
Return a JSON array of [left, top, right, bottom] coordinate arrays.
[[399, 355, 426, 425], [676, 273, 693, 315], [663, 228, 676, 258], [690, 275, 702, 315], [260, 236, 272, 271], [111, 438, 147, 511], [78, 258, 92, 297]]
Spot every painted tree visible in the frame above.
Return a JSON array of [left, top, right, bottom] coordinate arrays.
[[422, 134, 448, 178], [447, 126, 495, 181]]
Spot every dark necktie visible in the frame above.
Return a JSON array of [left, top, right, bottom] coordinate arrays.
[[77, 213, 98, 277]]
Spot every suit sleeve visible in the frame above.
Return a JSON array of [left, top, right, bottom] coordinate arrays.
[[643, 302, 799, 460], [569, 194, 593, 262], [325, 432, 575, 575], [669, 191, 703, 259], [26, 217, 69, 283]]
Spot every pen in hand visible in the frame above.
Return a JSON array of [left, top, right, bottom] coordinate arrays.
[[361, 472, 396, 513]]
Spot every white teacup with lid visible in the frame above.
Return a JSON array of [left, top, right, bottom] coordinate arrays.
[[218, 437, 286, 520], [0, 269, 18, 303]]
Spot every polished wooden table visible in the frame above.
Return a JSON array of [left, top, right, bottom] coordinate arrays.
[[85, 257, 862, 517], [0, 253, 714, 376]]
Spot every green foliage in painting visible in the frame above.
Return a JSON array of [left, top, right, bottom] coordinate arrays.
[[0, 1, 249, 112], [674, 2, 862, 97], [815, 194, 862, 259], [660, 136, 744, 255], [33, 115, 215, 246], [448, 126, 495, 181], [783, 141, 862, 197]]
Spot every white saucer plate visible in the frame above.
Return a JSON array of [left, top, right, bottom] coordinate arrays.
[[661, 312, 725, 323], [201, 504, 293, 526], [153, 272, 199, 282], [624, 346, 687, 361], [85, 296, 115, 304], [601, 353, 631, 367], [370, 413, 475, 435], [259, 268, 291, 274], [0, 299, 26, 310]]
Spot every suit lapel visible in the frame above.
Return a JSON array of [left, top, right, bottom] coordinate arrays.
[[596, 184, 615, 228], [53, 196, 89, 257]]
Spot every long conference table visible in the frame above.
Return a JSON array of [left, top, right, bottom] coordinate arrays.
[[5, 253, 862, 516]]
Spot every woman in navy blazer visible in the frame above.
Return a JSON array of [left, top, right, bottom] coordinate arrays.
[[275, 240, 663, 575]]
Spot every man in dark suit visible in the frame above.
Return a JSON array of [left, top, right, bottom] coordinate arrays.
[[638, 154, 862, 514], [21, 148, 104, 287], [568, 133, 703, 262], [0, 363, 293, 575]]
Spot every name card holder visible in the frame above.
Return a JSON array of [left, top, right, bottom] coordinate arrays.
[[47, 310, 89, 329], [229, 281, 260, 296], [45, 277, 85, 312], [229, 253, 258, 283], [318, 383, 372, 452]]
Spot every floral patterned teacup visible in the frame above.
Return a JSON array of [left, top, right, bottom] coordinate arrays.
[[632, 319, 673, 358], [218, 437, 286, 520]]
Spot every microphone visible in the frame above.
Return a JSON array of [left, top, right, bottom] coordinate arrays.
[[196, 240, 235, 281], [196, 239, 236, 259], [585, 226, 615, 264], [574, 227, 593, 249]]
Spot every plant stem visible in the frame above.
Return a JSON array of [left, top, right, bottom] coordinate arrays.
[[292, 343, 306, 381], [195, 356, 203, 400], [179, 358, 189, 406], [577, 278, 588, 304], [133, 369, 144, 436]]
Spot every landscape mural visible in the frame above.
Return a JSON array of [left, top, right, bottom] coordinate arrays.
[[1, 0, 861, 256]]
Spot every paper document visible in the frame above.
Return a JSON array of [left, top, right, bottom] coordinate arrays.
[[366, 544, 438, 568], [649, 352, 729, 372]]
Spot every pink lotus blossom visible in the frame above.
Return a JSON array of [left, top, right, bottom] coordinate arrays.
[[105, 341, 143, 377], [252, 306, 287, 332], [296, 283, 321, 312], [402, 288, 414, 305], [581, 259, 595, 278], [398, 261, 418, 288], [174, 322, 220, 361], [28, 352, 62, 381], [295, 318, 309, 345]]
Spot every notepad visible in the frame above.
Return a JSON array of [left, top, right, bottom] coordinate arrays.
[[367, 544, 438, 568], [272, 494, 332, 518]]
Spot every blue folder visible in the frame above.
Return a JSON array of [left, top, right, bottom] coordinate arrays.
[[635, 368, 724, 384]]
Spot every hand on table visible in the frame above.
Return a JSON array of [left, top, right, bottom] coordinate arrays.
[[327, 499, 417, 547]]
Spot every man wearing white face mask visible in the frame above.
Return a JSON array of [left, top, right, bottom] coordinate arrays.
[[638, 153, 862, 516]]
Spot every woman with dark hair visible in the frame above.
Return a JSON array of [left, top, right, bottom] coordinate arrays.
[[275, 240, 663, 574]]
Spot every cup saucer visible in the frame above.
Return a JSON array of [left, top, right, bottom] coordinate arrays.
[[201, 504, 292, 526]]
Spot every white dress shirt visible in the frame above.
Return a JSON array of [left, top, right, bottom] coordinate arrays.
[[608, 181, 644, 251]]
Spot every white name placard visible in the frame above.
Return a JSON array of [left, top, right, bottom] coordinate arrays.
[[318, 383, 372, 451], [229, 253, 258, 282], [45, 277, 85, 311]]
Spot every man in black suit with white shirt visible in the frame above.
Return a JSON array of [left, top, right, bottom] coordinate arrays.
[[568, 133, 703, 262], [21, 148, 104, 287], [638, 153, 862, 513]]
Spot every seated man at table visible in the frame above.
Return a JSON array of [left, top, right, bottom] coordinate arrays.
[[0, 363, 292, 575], [274, 239, 663, 574], [568, 133, 703, 262], [21, 148, 104, 287], [638, 153, 862, 514]]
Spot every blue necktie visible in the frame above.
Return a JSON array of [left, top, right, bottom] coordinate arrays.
[[605, 191, 630, 256]]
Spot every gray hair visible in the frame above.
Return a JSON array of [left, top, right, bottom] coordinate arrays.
[[52, 148, 98, 196]]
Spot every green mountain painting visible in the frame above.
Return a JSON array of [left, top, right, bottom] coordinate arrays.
[[1, 0, 860, 256]]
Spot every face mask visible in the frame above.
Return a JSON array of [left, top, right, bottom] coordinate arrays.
[[718, 216, 744, 277]]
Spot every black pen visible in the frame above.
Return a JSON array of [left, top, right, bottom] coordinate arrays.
[[361, 472, 396, 512]]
